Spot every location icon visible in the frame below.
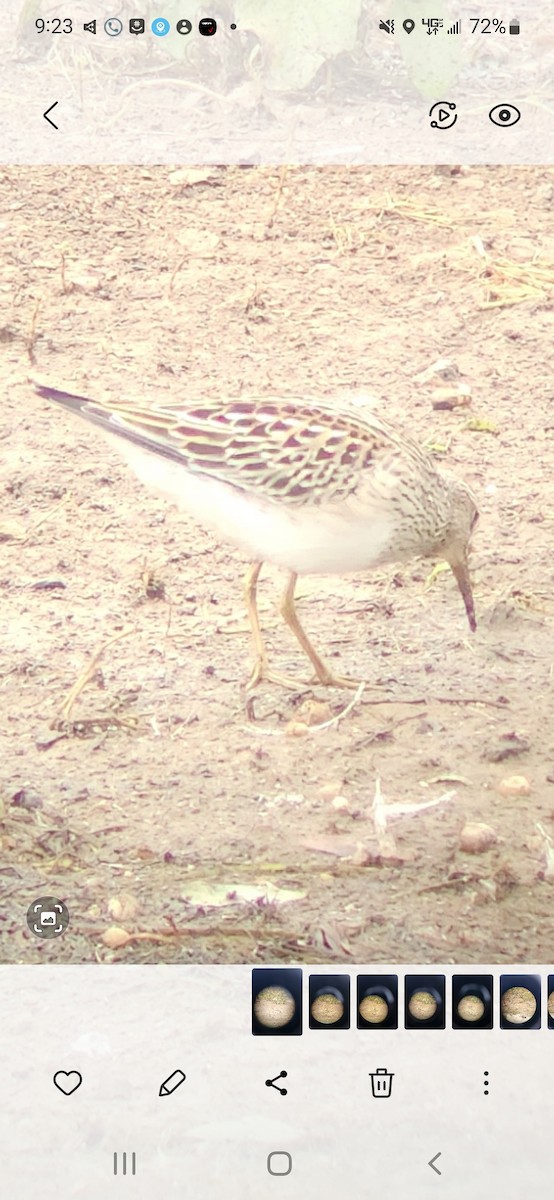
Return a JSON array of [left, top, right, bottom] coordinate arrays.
[[403, 19, 415, 33]]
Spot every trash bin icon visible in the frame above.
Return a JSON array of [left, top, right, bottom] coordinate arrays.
[[369, 1068, 394, 1098]]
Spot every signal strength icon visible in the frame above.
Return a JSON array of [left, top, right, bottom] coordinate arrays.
[[379, 19, 395, 33], [447, 19, 461, 33]]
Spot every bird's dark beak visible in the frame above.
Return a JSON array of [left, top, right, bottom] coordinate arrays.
[[450, 558, 476, 632]]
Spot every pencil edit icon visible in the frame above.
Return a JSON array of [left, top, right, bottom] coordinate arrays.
[[159, 1069, 186, 1097]]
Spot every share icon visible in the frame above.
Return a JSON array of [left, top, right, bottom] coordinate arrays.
[[265, 1070, 288, 1095]]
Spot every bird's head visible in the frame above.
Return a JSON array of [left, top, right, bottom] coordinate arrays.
[[431, 476, 479, 632]]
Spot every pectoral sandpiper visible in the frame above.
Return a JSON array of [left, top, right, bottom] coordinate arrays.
[[33, 384, 478, 690]]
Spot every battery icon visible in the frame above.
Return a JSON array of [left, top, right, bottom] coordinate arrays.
[[509, 19, 520, 34]]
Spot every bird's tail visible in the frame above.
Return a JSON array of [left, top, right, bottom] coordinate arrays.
[[31, 381, 95, 413]]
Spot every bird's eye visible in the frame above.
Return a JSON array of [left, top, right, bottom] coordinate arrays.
[[470, 509, 479, 532]]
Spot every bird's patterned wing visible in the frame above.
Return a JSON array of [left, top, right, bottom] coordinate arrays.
[[33, 386, 430, 509]]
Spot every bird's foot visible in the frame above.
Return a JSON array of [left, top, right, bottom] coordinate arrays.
[[245, 656, 361, 692], [307, 668, 362, 690], [245, 658, 312, 692]]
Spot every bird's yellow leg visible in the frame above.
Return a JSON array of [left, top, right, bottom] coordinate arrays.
[[279, 571, 361, 689], [244, 561, 267, 689], [243, 564, 360, 690], [243, 562, 316, 690]]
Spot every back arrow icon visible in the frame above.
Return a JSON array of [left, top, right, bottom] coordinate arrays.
[[429, 1152, 442, 1175], [43, 102, 59, 129]]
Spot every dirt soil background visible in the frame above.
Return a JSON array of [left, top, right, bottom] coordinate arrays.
[[2, 163, 554, 965]]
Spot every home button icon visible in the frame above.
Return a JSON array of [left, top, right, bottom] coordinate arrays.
[[267, 1151, 292, 1176]]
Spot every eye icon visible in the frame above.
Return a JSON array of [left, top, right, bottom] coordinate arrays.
[[489, 104, 521, 127]]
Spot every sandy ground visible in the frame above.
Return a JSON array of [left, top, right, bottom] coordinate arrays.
[[1, 163, 554, 964]]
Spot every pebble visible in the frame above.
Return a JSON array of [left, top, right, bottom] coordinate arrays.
[[498, 775, 531, 797], [101, 925, 132, 949], [459, 822, 498, 853], [285, 721, 310, 737]]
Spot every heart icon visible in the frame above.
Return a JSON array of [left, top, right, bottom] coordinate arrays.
[[53, 1070, 82, 1095]]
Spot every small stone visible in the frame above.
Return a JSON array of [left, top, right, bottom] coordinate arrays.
[[101, 925, 132, 949], [498, 775, 531, 797], [431, 384, 472, 410], [296, 699, 331, 726], [459, 822, 498, 853], [285, 721, 310, 737], [108, 894, 139, 922]]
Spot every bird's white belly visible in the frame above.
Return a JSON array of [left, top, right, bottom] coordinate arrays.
[[117, 442, 394, 576]]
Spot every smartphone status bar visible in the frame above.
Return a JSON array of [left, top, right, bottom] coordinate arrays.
[[1, 0, 549, 165]]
